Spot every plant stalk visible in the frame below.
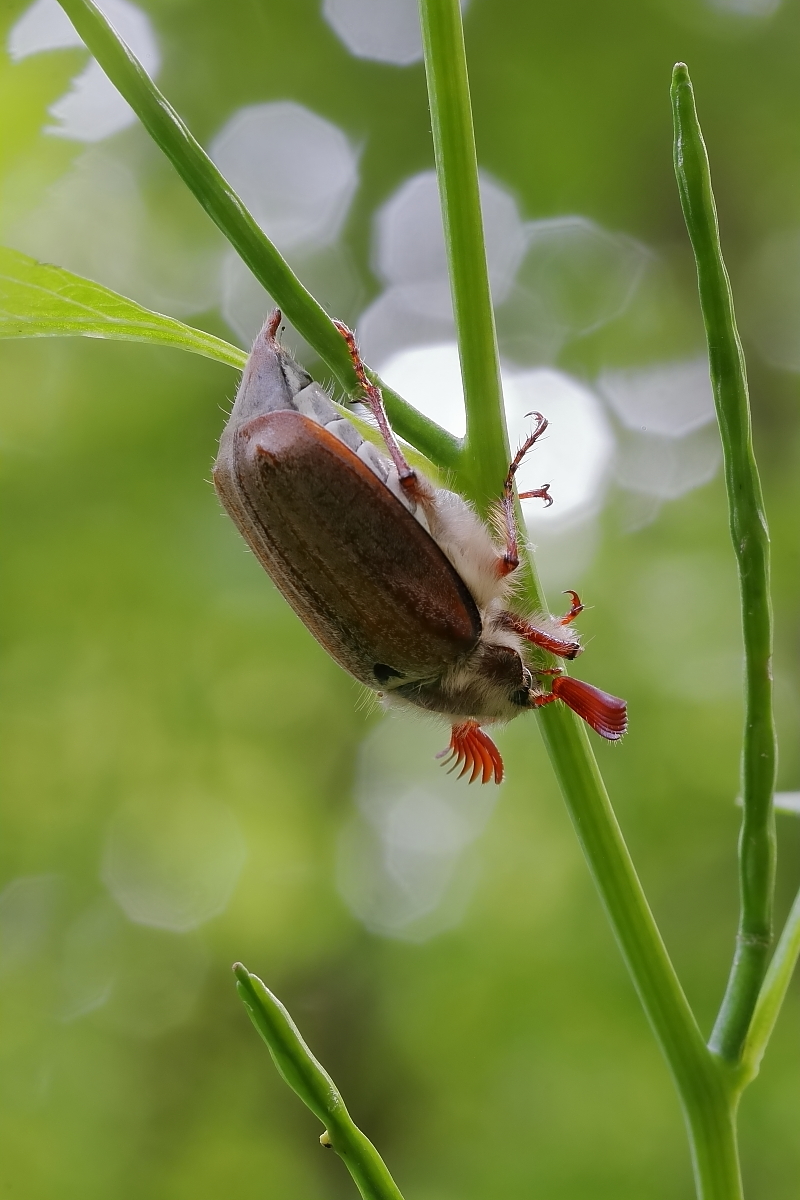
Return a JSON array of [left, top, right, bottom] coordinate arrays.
[[417, 0, 508, 510], [418, 9, 736, 1196], [536, 710, 720, 1106], [684, 1083, 744, 1200], [671, 63, 777, 1064], [51, 4, 779, 1191]]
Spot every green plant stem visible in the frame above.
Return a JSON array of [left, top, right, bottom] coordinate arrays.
[[537, 708, 745, 1200], [54, 0, 461, 473], [417, 0, 508, 510], [233, 965, 404, 1200], [538, 711, 706, 1077], [417, 12, 741, 1197], [685, 1088, 744, 1200], [740, 882, 800, 1083], [672, 63, 777, 1064]]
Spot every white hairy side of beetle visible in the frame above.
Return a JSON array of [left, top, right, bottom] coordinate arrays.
[[413, 484, 513, 611]]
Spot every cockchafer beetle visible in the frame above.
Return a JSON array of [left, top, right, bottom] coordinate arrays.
[[213, 309, 627, 785]]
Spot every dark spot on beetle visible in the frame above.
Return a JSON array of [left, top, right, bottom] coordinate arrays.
[[511, 688, 531, 707], [373, 664, 404, 685]]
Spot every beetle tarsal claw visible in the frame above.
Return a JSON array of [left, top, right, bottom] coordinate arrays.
[[560, 589, 584, 625], [437, 721, 504, 785]]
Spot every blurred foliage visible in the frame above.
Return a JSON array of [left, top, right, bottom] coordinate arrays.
[[1, 1, 800, 1198]]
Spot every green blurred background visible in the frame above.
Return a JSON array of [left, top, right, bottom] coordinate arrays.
[[2, 0, 800, 1196]]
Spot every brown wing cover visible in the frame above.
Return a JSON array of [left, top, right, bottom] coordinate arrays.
[[214, 409, 481, 687]]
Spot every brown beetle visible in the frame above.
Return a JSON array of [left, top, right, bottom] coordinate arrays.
[[213, 310, 626, 784]]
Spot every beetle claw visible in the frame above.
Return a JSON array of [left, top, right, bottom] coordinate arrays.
[[560, 589, 584, 625], [437, 720, 504, 784]]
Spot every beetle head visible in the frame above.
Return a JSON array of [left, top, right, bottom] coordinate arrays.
[[391, 637, 535, 724]]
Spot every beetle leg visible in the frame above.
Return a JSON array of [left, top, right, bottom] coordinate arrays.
[[530, 691, 559, 710], [530, 676, 627, 740], [496, 414, 552, 576], [559, 589, 584, 625], [498, 610, 582, 660], [545, 676, 628, 741], [436, 720, 504, 784], [333, 320, 417, 492]]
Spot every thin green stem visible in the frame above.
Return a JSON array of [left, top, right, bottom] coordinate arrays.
[[54, 0, 460, 473], [541, 701, 745, 1200], [418, 0, 508, 511], [536, 709, 716, 1087], [740, 883, 800, 1083], [672, 63, 777, 1064], [417, 12, 735, 1194], [233, 965, 404, 1200], [685, 1086, 744, 1200]]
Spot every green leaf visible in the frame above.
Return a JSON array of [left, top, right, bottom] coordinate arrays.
[[0, 246, 246, 369], [0, 246, 445, 483]]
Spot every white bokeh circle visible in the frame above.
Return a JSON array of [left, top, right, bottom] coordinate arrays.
[[323, 0, 470, 66], [374, 170, 525, 307], [378, 342, 614, 526], [598, 357, 714, 437], [101, 793, 246, 932], [209, 102, 359, 252], [8, 0, 160, 142]]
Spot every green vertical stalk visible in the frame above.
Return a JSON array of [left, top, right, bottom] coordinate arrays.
[[417, 0, 508, 511], [537, 710, 745, 1200], [418, 11, 741, 1197], [685, 1088, 744, 1200], [671, 63, 778, 1064]]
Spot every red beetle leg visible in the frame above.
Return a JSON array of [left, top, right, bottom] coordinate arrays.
[[500, 612, 581, 660], [495, 415, 552, 577], [333, 320, 417, 491], [550, 676, 628, 741], [436, 720, 504, 784]]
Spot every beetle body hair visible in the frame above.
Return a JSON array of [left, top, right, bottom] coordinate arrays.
[[410, 480, 514, 612]]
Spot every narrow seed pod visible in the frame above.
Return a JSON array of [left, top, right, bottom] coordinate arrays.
[[213, 311, 627, 783]]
